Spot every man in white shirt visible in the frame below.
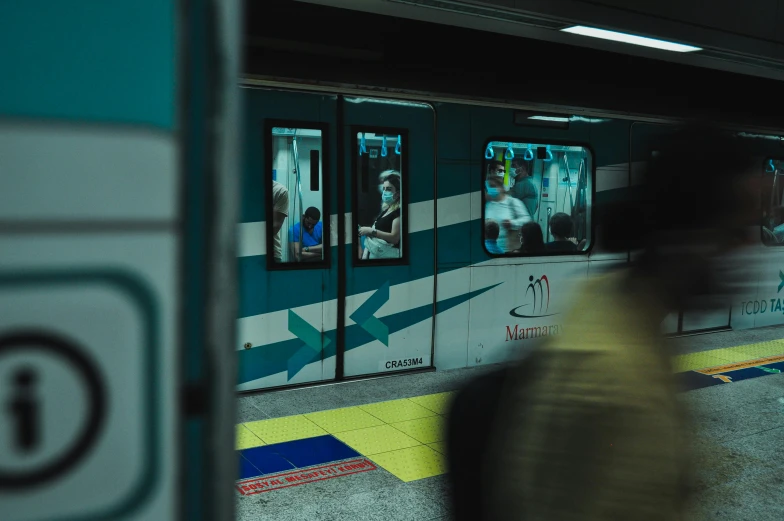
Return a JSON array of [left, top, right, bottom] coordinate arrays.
[[484, 175, 532, 253]]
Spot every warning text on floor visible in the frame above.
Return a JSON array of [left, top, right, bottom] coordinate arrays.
[[236, 459, 377, 495]]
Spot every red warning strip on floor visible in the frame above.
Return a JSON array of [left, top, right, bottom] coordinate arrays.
[[696, 354, 784, 375], [236, 458, 377, 495]]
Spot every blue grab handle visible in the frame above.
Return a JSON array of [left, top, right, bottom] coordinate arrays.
[[544, 145, 553, 162], [767, 159, 776, 173], [504, 143, 514, 160], [524, 146, 534, 161], [485, 144, 494, 160], [395, 135, 402, 155], [359, 133, 367, 156], [381, 135, 388, 157]]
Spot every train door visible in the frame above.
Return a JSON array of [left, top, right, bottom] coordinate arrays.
[[339, 97, 437, 377], [237, 89, 339, 390], [630, 122, 731, 334]]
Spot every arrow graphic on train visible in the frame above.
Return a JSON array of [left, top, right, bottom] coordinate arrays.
[[350, 281, 390, 346], [238, 282, 503, 384], [778, 270, 784, 293], [287, 309, 332, 380]]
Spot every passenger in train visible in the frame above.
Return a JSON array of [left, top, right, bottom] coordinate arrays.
[[377, 169, 396, 195], [508, 158, 538, 217], [271, 180, 289, 262], [516, 221, 545, 254], [545, 212, 578, 252], [358, 172, 401, 259], [450, 126, 760, 521], [484, 219, 504, 254], [289, 206, 323, 262], [487, 159, 506, 178], [484, 176, 532, 253]]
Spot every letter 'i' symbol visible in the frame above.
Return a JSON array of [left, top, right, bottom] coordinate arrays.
[[8, 367, 40, 453]]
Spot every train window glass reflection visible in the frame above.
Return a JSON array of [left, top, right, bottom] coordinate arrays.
[[762, 159, 784, 246], [269, 126, 326, 265], [354, 131, 406, 262], [482, 141, 592, 255]]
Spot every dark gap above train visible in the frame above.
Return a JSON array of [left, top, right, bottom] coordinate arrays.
[[243, 0, 784, 131]]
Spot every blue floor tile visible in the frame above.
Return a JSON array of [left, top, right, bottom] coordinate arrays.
[[676, 371, 723, 392], [238, 453, 263, 480], [270, 435, 360, 468], [241, 445, 296, 474]]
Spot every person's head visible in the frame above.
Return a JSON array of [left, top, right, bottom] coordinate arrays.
[[381, 172, 401, 207], [549, 212, 573, 240], [378, 170, 397, 194], [510, 159, 529, 179], [519, 221, 545, 252], [485, 219, 500, 241], [484, 175, 505, 201], [302, 207, 320, 231], [487, 160, 505, 178]]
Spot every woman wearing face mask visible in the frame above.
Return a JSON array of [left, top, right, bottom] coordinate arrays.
[[359, 172, 402, 259], [484, 175, 532, 253]]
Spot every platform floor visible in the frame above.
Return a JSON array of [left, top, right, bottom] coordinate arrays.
[[235, 327, 784, 521]]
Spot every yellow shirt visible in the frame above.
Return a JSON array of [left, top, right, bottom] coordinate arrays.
[[485, 269, 693, 521]]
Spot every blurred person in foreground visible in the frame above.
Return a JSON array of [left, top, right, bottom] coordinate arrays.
[[446, 126, 760, 521]]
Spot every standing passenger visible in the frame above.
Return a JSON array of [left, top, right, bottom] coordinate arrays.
[[271, 180, 289, 262], [484, 176, 532, 253], [359, 172, 402, 259], [509, 158, 539, 218]]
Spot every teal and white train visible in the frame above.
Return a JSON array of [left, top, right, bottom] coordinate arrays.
[[236, 85, 784, 392]]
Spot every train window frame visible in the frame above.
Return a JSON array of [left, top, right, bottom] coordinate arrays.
[[480, 137, 596, 258], [761, 157, 784, 247], [264, 119, 331, 271], [350, 126, 410, 267]]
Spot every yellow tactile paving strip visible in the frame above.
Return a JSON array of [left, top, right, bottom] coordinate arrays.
[[237, 338, 784, 483], [237, 394, 455, 482], [672, 339, 784, 372], [236, 424, 265, 450]]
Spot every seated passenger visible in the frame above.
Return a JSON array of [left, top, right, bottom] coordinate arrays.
[[518, 221, 545, 254], [509, 158, 539, 218], [484, 176, 532, 253], [546, 212, 578, 252], [289, 206, 323, 262], [485, 219, 504, 254]]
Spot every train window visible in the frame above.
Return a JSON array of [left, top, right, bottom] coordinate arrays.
[[481, 141, 592, 256], [762, 158, 784, 246], [267, 124, 328, 266], [353, 129, 407, 263]]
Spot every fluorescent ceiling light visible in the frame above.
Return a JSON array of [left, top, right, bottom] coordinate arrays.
[[529, 116, 569, 122], [561, 25, 702, 53]]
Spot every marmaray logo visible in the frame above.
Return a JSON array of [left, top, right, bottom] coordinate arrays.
[[506, 274, 563, 342], [509, 274, 558, 318]]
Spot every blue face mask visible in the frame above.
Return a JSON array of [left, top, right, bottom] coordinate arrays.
[[382, 191, 395, 203], [485, 181, 499, 198]]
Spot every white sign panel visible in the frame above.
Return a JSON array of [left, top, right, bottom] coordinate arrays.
[[0, 119, 178, 520], [0, 272, 159, 520]]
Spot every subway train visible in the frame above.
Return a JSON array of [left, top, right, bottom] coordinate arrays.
[[235, 2, 784, 393], [235, 84, 784, 392]]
